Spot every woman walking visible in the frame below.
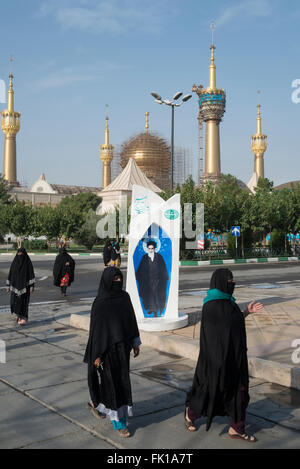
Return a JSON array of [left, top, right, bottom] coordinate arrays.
[[84, 267, 141, 438], [53, 246, 75, 297], [185, 268, 263, 442], [6, 248, 35, 325], [103, 239, 112, 267], [111, 240, 121, 268]]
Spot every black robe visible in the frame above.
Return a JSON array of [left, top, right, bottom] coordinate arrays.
[[53, 248, 75, 287], [84, 267, 140, 419], [111, 242, 121, 262], [186, 268, 250, 430], [7, 248, 35, 319], [135, 252, 169, 314]]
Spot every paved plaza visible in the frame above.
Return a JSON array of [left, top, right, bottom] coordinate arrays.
[[1, 276, 300, 450]]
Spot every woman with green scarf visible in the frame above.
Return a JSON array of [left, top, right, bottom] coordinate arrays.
[[185, 268, 263, 442]]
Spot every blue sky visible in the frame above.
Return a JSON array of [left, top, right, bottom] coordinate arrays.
[[0, 0, 299, 188]]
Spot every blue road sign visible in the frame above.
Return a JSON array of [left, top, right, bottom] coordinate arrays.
[[231, 226, 240, 237]]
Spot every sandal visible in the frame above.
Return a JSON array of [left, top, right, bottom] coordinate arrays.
[[18, 319, 27, 326], [184, 409, 196, 432], [118, 428, 131, 438], [229, 432, 257, 443], [87, 402, 106, 420]]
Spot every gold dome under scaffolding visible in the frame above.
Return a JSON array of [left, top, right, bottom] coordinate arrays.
[[120, 112, 171, 190]]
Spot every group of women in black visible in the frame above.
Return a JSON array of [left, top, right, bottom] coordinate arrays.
[[84, 266, 263, 441], [6, 245, 75, 325], [6, 246, 263, 442]]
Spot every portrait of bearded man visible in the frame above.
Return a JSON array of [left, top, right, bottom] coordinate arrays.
[[135, 240, 169, 317]]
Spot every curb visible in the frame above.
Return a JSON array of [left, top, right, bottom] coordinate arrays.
[[1, 252, 299, 268], [0, 253, 128, 257], [70, 312, 300, 391]]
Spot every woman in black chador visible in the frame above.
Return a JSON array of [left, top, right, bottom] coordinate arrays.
[[53, 246, 75, 297], [102, 239, 112, 267], [84, 267, 141, 438], [185, 268, 263, 442], [111, 240, 121, 268], [6, 248, 35, 325], [135, 240, 169, 317]]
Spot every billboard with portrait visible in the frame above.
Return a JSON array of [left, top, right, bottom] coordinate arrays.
[[133, 223, 171, 318]]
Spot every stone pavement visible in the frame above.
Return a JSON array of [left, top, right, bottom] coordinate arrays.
[[71, 280, 300, 391], [1, 289, 300, 449]]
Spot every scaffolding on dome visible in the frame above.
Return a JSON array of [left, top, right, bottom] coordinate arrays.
[[113, 142, 194, 189], [119, 132, 171, 190], [111, 144, 122, 182], [173, 147, 194, 186], [197, 116, 204, 186]]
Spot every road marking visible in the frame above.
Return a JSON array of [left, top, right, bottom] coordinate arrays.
[[38, 276, 48, 281], [24, 300, 65, 306]]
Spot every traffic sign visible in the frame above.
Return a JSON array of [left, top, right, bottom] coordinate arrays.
[[231, 226, 240, 237], [197, 234, 204, 250]]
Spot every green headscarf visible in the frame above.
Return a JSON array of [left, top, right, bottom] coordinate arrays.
[[203, 288, 236, 305]]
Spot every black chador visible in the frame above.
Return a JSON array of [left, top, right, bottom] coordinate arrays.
[[7, 248, 35, 322], [103, 240, 112, 267], [186, 268, 250, 431], [135, 242, 169, 316], [53, 246, 75, 294], [84, 267, 140, 423]]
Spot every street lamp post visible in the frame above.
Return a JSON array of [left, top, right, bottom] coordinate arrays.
[[151, 91, 192, 190]]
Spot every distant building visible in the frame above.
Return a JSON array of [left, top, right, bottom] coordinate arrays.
[[10, 173, 100, 206], [273, 180, 300, 190]]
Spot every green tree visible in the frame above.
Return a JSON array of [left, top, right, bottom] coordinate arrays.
[[0, 174, 12, 239], [33, 205, 61, 244], [200, 181, 219, 232], [214, 175, 246, 232], [75, 209, 102, 250], [57, 192, 102, 239], [7, 201, 34, 238], [58, 192, 101, 214], [274, 183, 300, 253], [0, 174, 11, 205], [249, 178, 280, 250], [0, 204, 11, 240]]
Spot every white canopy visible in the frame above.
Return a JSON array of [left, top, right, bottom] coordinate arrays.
[[100, 157, 162, 194]]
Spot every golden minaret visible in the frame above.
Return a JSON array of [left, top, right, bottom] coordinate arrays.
[[100, 110, 114, 188], [1, 72, 20, 186], [145, 111, 149, 134], [192, 23, 226, 184], [251, 94, 267, 179]]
